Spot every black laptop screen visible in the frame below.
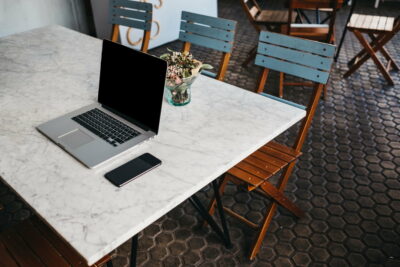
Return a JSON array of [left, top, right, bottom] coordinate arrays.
[[98, 40, 167, 134]]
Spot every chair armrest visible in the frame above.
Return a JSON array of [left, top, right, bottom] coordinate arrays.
[[260, 93, 306, 110]]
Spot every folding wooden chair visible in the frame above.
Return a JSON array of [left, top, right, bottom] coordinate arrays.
[[240, 0, 297, 66], [109, 0, 152, 53], [0, 216, 114, 267], [179, 11, 237, 81], [207, 31, 335, 260], [344, 14, 400, 85], [278, 0, 342, 99]]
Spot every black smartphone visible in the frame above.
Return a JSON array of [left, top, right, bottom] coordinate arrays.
[[105, 153, 162, 187]]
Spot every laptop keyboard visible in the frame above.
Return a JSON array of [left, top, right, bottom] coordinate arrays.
[[72, 108, 140, 147]]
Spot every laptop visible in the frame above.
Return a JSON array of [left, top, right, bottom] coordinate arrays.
[[37, 40, 167, 168]]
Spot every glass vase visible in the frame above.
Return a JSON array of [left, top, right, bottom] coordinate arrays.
[[165, 74, 198, 106]]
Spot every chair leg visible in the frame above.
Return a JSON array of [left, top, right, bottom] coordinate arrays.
[[279, 72, 284, 98], [345, 30, 394, 85], [353, 30, 394, 84], [249, 160, 300, 259], [256, 68, 269, 93], [368, 33, 400, 71], [111, 24, 119, 43], [323, 84, 328, 100], [249, 201, 278, 260], [242, 45, 257, 67]]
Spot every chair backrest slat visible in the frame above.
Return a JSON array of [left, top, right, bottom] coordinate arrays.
[[256, 31, 335, 84], [109, 0, 152, 30], [179, 32, 233, 53], [113, 7, 150, 21], [181, 11, 236, 31], [180, 22, 235, 42], [256, 54, 330, 84], [112, 0, 152, 11], [111, 16, 149, 31], [259, 31, 334, 57], [257, 43, 332, 71], [179, 11, 236, 53]]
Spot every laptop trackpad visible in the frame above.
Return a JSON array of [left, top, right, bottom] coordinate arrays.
[[58, 129, 94, 149]]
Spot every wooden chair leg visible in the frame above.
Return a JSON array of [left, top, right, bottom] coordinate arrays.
[[217, 53, 231, 81], [348, 32, 399, 71], [256, 68, 269, 93], [323, 83, 328, 100], [368, 33, 400, 71], [111, 24, 119, 43], [242, 45, 257, 67], [279, 72, 284, 98], [249, 160, 301, 259], [182, 42, 191, 53], [260, 182, 304, 218], [347, 32, 385, 66], [249, 200, 279, 260], [141, 31, 151, 53], [345, 30, 394, 85]]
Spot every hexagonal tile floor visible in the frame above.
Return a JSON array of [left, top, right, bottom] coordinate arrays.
[[1, 0, 399, 266]]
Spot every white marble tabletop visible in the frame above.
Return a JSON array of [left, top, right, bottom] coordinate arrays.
[[0, 25, 306, 265]]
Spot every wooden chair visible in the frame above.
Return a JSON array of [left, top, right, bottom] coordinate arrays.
[[278, 0, 342, 99], [240, 0, 297, 66], [285, 0, 343, 43], [179, 11, 237, 81], [207, 31, 335, 260], [109, 0, 152, 53], [0, 216, 114, 267], [344, 14, 400, 85]]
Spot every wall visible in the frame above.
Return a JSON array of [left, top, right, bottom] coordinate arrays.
[[90, 0, 218, 50], [0, 0, 94, 38]]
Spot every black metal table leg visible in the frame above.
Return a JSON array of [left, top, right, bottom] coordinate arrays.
[[189, 179, 232, 248], [335, 0, 358, 61], [130, 234, 138, 267], [212, 180, 231, 247]]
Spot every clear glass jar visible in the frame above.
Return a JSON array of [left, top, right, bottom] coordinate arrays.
[[165, 74, 198, 106]]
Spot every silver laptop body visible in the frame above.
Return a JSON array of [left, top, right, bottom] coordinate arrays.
[[37, 40, 167, 168]]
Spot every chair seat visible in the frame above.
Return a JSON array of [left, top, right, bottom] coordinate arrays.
[[303, 7, 334, 12], [227, 141, 302, 189], [347, 14, 395, 32], [0, 216, 113, 267], [256, 10, 296, 24], [282, 24, 330, 41]]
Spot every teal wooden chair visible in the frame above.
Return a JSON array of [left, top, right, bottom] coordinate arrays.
[[179, 11, 237, 81], [109, 0, 152, 52], [207, 31, 335, 259]]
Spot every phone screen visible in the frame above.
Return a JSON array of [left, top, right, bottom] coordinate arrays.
[[105, 153, 161, 187]]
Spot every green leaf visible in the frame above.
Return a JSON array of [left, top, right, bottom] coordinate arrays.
[[200, 64, 213, 70], [160, 53, 170, 59]]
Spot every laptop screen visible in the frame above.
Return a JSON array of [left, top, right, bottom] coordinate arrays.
[[98, 40, 167, 134]]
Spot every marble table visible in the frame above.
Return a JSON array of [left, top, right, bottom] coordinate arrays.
[[0, 25, 306, 265]]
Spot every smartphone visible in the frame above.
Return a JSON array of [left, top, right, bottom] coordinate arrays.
[[105, 153, 161, 187]]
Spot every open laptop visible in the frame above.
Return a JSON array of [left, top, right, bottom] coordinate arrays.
[[37, 40, 167, 168]]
